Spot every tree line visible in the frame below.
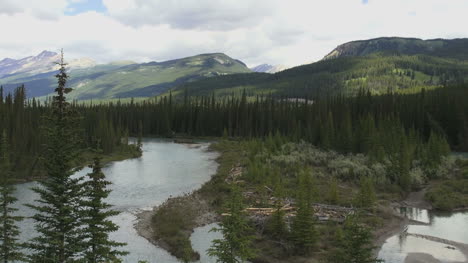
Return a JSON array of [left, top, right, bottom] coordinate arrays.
[[0, 86, 136, 180], [90, 85, 466, 152]]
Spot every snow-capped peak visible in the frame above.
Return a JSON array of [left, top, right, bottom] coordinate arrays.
[[251, 64, 288, 74], [0, 51, 95, 78]]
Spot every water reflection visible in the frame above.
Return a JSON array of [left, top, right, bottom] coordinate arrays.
[[380, 235, 466, 263], [191, 223, 222, 263], [379, 208, 468, 263], [398, 206, 431, 224]]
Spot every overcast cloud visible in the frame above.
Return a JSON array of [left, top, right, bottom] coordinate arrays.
[[0, 0, 467, 67]]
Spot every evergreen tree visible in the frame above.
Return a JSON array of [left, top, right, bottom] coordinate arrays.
[[0, 131, 25, 262], [27, 51, 86, 262], [329, 215, 383, 263], [82, 148, 128, 262], [290, 170, 317, 255], [355, 177, 376, 208], [327, 177, 340, 205], [266, 167, 287, 240], [136, 120, 143, 154], [208, 185, 255, 263], [398, 138, 412, 192], [267, 206, 287, 240], [426, 132, 450, 165]]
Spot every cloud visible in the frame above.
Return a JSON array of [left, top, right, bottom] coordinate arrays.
[[102, 0, 278, 30], [0, 0, 468, 68], [0, 0, 68, 19]]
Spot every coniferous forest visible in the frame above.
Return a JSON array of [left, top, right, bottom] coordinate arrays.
[[3, 84, 467, 179]]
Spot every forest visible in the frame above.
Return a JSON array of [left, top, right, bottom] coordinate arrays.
[[3, 83, 468, 180]]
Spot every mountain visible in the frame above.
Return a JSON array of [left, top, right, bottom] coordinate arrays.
[[0, 50, 96, 79], [251, 64, 288, 73], [64, 53, 251, 100], [168, 37, 468, 98], [323, 37, 468, 60], [4, 37, 468, 100], [0, 53, 251, 100]]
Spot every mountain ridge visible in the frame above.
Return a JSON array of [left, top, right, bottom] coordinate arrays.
[[168, 37, 468, 98], [323, 37, 468, 60]]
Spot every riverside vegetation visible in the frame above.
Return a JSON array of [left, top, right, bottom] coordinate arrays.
[[150, 136, 459, 262]]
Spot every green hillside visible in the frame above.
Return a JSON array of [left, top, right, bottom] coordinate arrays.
[[0, 62, 135, 98], [1, 53, 251, 100], [168, 46, 468, 98]]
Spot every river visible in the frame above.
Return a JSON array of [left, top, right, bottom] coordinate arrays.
[[378, 207, 468, 263], [12, 139, 220, 263]]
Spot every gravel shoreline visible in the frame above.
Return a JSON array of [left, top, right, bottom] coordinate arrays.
[[134, 195, 219, 257]]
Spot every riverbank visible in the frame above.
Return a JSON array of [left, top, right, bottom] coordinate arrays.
[[13, 144, 142, 183], [377, 187, 468, 263], [135, 193, 219, 260], [425, 179, 468, 211], [135, 141, 231, 261]]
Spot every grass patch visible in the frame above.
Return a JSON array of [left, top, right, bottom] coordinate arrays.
[[425, 159, 468, 211], [151, 194, 203, 261], [150, 140, 246, 261], [426, 179, 468, 211]]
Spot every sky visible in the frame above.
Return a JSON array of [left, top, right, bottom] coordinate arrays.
[[0, 0, 467, 67]]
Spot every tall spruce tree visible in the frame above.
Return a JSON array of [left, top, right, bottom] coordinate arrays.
[[354, 176, 377, 209], [398, 138, 412, 192], [82, 147, 128, 262], [329, 215, 383, 263], [266, 168, 287, 240], [290, 170, 317, 255], [327, 177, 340, 205], [27, 51, 86, 262], [207, 185, 255, 263], [0, 131, 25, 262]]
